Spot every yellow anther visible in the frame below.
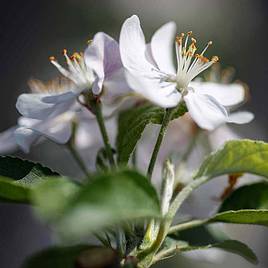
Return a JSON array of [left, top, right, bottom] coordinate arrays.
[[208, 41, 213, 46], [87, 39, 93, 45], [49, 56, 56, 61], [62, 48, 68, 55], [176, 36, 183, 46], [202, 57, 209, 63], [211, 56, 219, 63], [71, 52, 81, 60], [187, 31, 193, 36], [187, 51, 194, 57], [191, 38, 197, 44]]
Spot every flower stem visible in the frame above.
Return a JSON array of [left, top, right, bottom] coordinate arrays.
[[168, 219, 208, 234], [67, 142, 90, 178], [94, 100, 115, 167], [147, 108, 173, 180], [137, 222, 167, 267]]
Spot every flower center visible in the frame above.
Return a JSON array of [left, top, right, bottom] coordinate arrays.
[[28, 77, 74, 94], [175, 31, 219, 91], [49, 49, 94, 88]]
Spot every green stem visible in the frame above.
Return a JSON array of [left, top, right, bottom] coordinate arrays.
[[67, 142, 90, 178], [168, 219, 208, 234], [147, 108, 173, 179], [138, 177, 210, 267], [94, 100, 115, 167], [137, 222, 166, 265]]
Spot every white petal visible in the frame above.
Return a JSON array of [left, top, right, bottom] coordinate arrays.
[[92, 77, 104, 95], [102, 68, 131, 101], [16, 93, 54, 119], [85, 32, 122, 95], [18, 117, 39, 127], [86, 32, 122, 78], [151, 21, 176, 74], [30, 112, 74, 144], [190, 81, 245, 106], [145, 44, 158, 67], [0, 127, 18, 154], [227, 111, 254, 124], [14, 127, 40, 153], [184, 91, 229, 130], [42, 91, 77, 104], [119, 15, 154, 74], [126, 71, 181, 108], [16, 92, 76, 120]]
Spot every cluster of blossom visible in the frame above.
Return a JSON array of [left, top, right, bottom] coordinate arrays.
[[0, 15, 254, 172]]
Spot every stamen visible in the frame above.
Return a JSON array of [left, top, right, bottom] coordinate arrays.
[[211, 56, 219, 63], [191, 38, 197, 44], [176, 36, 182, 46], [49, 56, 56, 62], [200, 41, 213, 56], [184, 31, 192, 50], [62, 48, 68, 55], [174, 31, 219, 89], [28, 77, 74, 94], [71, 52, 82, 61], [176, 33, 184, 46], [195, 54, 210, 63]]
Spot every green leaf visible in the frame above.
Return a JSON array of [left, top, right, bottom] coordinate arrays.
[[22, 245, 120, 268], [219, 182, 268, 212], [32, 169, 161, 239], [170, 225, 223, 246], [210, 209, 268, 226], [194, 140, 268, 180], [31, 177, 80, 220], [0, 176, 29, 203], [181, 240, 258, 264], [116, 103, 187, 164], [153, 237, 189, 262], [0, 156, 57, 203], [154, 238, 257, 264], [169, 140, 268, 222], [0, 156, 57, 181]]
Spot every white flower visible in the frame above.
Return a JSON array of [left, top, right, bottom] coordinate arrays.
[[0, 75, 118, 162], [16, 32, 128, 121], [0, 126, 19, 154], [119, 15, 254, 130], [0, 112, 75, 154], [1, 78, 86, 154], [50, 32, 124, 96]]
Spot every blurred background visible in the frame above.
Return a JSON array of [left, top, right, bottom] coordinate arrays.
[[0, 0, 268, 267]]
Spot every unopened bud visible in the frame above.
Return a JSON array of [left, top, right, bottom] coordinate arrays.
[[161, 159, 175, 215]]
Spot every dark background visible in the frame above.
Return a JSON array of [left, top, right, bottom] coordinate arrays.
[[0, 0, 268, 267]]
